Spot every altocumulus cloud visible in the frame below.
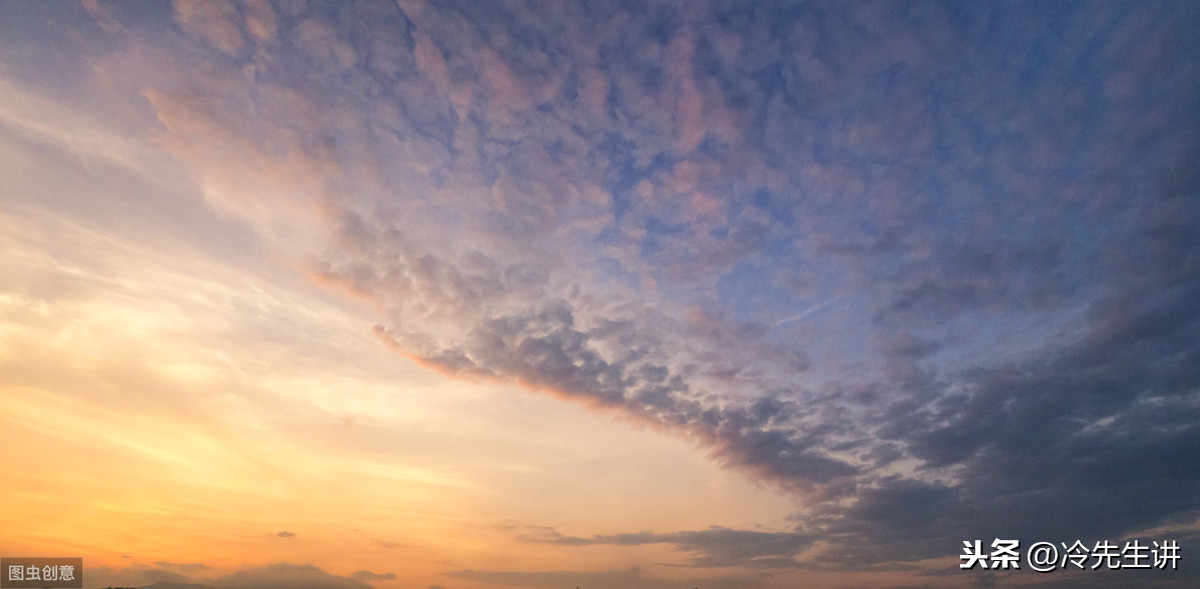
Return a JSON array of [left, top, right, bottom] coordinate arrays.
[[37, 0, 1200, 575]]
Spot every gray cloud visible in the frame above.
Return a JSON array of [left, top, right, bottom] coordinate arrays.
[[517, 525, 814, 568], [447, 565, 758, 589], [368, 538, 404, 550], [213, 564, 369, 589], [85, 566, 193, 588], [296, 0, 1200, 568], [348, 571, 394, 582], [84, 564, 396, 589], [153, 563, 214, 574]]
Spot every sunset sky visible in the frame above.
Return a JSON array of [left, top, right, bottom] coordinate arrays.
[[2, 1, 1199, 588]]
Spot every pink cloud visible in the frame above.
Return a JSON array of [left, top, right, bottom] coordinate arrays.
[[173, 0, 245, 56]]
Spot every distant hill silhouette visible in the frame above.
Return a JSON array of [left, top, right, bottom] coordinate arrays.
[[92, 563, 380, 589], [137, 582, 214, 589]]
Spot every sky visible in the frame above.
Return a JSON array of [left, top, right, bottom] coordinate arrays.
[[1, 1, 1199, 588]]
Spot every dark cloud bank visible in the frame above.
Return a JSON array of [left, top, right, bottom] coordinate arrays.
[[324, 2, 1200, 577]]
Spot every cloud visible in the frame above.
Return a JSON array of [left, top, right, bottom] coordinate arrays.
[[349, 571, 395, 582], [242, 0, 276, 42], [277, 530, 296, 538], [85, 565, 194, 588], [348, 1, 1200, 569], [173, 0, 245, 56], [87, 564, 391, 589], [154, 563, 214, 574], [516, 525, 813, 568], [368, 538, 404, 550], [46, 0, 1200, 575], [446, 565, 758, 589], [213, 564, 369, 589]]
